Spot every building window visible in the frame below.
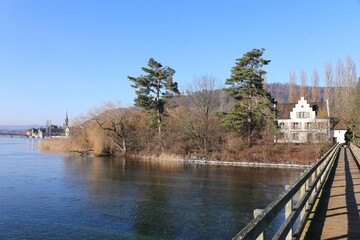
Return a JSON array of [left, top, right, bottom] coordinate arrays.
[[279, 132, 285, 140], [306, 122, 312, 129], [292, 133, 299, 141], [315, 133, 327, 142], [279, 122, 285, 129], [298, 112, 309, 118], [292, 122, 299, 129], [318, 122, 324, 129]]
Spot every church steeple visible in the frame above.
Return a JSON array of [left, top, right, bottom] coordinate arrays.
[[64, 111, 70, 136], [65, 110, 69, 128]]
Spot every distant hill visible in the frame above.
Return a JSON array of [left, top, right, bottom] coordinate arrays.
[[266, 82, 325, 103], [0, 125, 41, 131]]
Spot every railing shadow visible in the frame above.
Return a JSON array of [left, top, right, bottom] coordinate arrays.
[[344, 148, 360, 239], [303, 151, 339, 239]]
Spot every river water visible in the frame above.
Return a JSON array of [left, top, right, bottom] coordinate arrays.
[[0, 137, 303, 239]]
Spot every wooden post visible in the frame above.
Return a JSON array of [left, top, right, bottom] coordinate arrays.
[[310, 172, 316, 201], [300, 173, 306, 221], [253, 209, 264, 240], [305, 172, 312, 211], [316, 166, 321, 191], [285, 185, 293, 240], [320, 161, 326, 184]]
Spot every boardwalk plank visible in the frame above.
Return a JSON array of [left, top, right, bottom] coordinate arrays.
[[303, 147, 360, 240]]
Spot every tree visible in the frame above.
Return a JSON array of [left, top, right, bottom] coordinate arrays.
[[288, 70, 298, 102], [223, 48, 275, 147], [300, 70, 308, 99], [333, 56, 357, 123], [95, 104, 139, 154], [128, 58, 179, 137], [169, 76, 221, 154], [324, 63, 333, 105], [311, 69, 320, 102], [350, 78, 360, 145]]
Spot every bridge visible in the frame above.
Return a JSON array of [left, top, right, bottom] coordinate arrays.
[[232, 143, 360, 239], [0, 132, 28, 137]]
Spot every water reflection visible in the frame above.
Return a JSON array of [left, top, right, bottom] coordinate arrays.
[[0, 138, 303, 239], [63, 156, 303, 239]]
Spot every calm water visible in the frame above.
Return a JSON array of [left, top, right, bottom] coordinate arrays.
[[0, 137, 303, 239]]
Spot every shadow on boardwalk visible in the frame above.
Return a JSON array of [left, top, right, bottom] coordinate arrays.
[[304, 147, 360, 239]]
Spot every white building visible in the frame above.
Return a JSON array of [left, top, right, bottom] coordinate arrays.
[[331, 128, 347, 144], [276, 97, 330, 143], [328, 118, 348, 144]]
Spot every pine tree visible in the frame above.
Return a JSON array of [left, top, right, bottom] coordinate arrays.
[[128, 58, 179, 137], [223, 48, 275, 147]]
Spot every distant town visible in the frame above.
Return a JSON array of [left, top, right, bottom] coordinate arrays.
[[0, 112, 70, 138]]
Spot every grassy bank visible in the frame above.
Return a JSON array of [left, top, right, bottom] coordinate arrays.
[[38, 138, 72, 154], [38, 137, 329, 165]]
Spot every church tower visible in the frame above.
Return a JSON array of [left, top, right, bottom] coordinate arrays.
[[64, 111, 70, 136]]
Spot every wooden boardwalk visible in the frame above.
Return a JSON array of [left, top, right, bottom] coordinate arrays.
[[303, 147, 360, 239]]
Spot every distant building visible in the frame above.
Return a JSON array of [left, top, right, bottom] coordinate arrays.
[[64, 111, 70, 137], [330, 120, 347, 144], [276, 97, 330, 143], [27, 112, 70, 138], [45, 125, 64, 137], [26, 128, 46, 138]]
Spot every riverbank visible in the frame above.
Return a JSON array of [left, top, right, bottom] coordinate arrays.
[[38, 137, 328, 167], [38, 138, 72, 153], [186, 159, 311, 168]]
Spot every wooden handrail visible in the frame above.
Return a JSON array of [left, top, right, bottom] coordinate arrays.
[[349, 143, 360, 168], [232, 143, 340, 240]]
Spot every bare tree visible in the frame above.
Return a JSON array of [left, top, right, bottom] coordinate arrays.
[[311, 69, 320, 102], [288, 70, 298, 102], [350, 78, 360, 145], [170, 76, 221, 154], [92, 102, 139, 155], [333, 56, 357, 123], [345, 55, 357, 88], [325, 62, 334, 107], [300, 70, 308, 99], [334, 59, 344, 101]]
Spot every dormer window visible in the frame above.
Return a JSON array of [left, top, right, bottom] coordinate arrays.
[[298, 112, 307, 118]]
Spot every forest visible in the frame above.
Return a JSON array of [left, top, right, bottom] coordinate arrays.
[[40, 49, 360, 164]]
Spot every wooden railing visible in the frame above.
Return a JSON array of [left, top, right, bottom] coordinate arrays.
[[232, 143, 340, 240], [350, 143, 360, 167]]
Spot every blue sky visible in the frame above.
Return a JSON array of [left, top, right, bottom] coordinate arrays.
[[0, 0, 359, 125]]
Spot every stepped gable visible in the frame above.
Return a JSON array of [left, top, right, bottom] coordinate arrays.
[[277, 101, 327, 119]]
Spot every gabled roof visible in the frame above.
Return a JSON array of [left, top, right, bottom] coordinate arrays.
[[332, 118, 348, 130], [277, 100, 327, 119]]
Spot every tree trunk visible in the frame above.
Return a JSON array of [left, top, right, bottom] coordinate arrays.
[[248, 96, 252, 148], [156, 79, 162, 138], [157, 110, 162, 136]]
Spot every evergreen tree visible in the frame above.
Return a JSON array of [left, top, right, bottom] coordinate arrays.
[[223, 48, 275, 146], [128, 58, 179, 136]]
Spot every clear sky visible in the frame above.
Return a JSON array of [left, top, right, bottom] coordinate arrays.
[[0, 0, 359, 125]]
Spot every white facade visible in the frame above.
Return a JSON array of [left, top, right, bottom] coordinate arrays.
[[26, 128, 44, 138], [277, 97, 329, 143], [330, 129, 346, 144]]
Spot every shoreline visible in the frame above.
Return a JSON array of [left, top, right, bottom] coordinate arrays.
[[38, 138, 315, 169], [128, 153, 311, 169], [186, 159, 311, 169]]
